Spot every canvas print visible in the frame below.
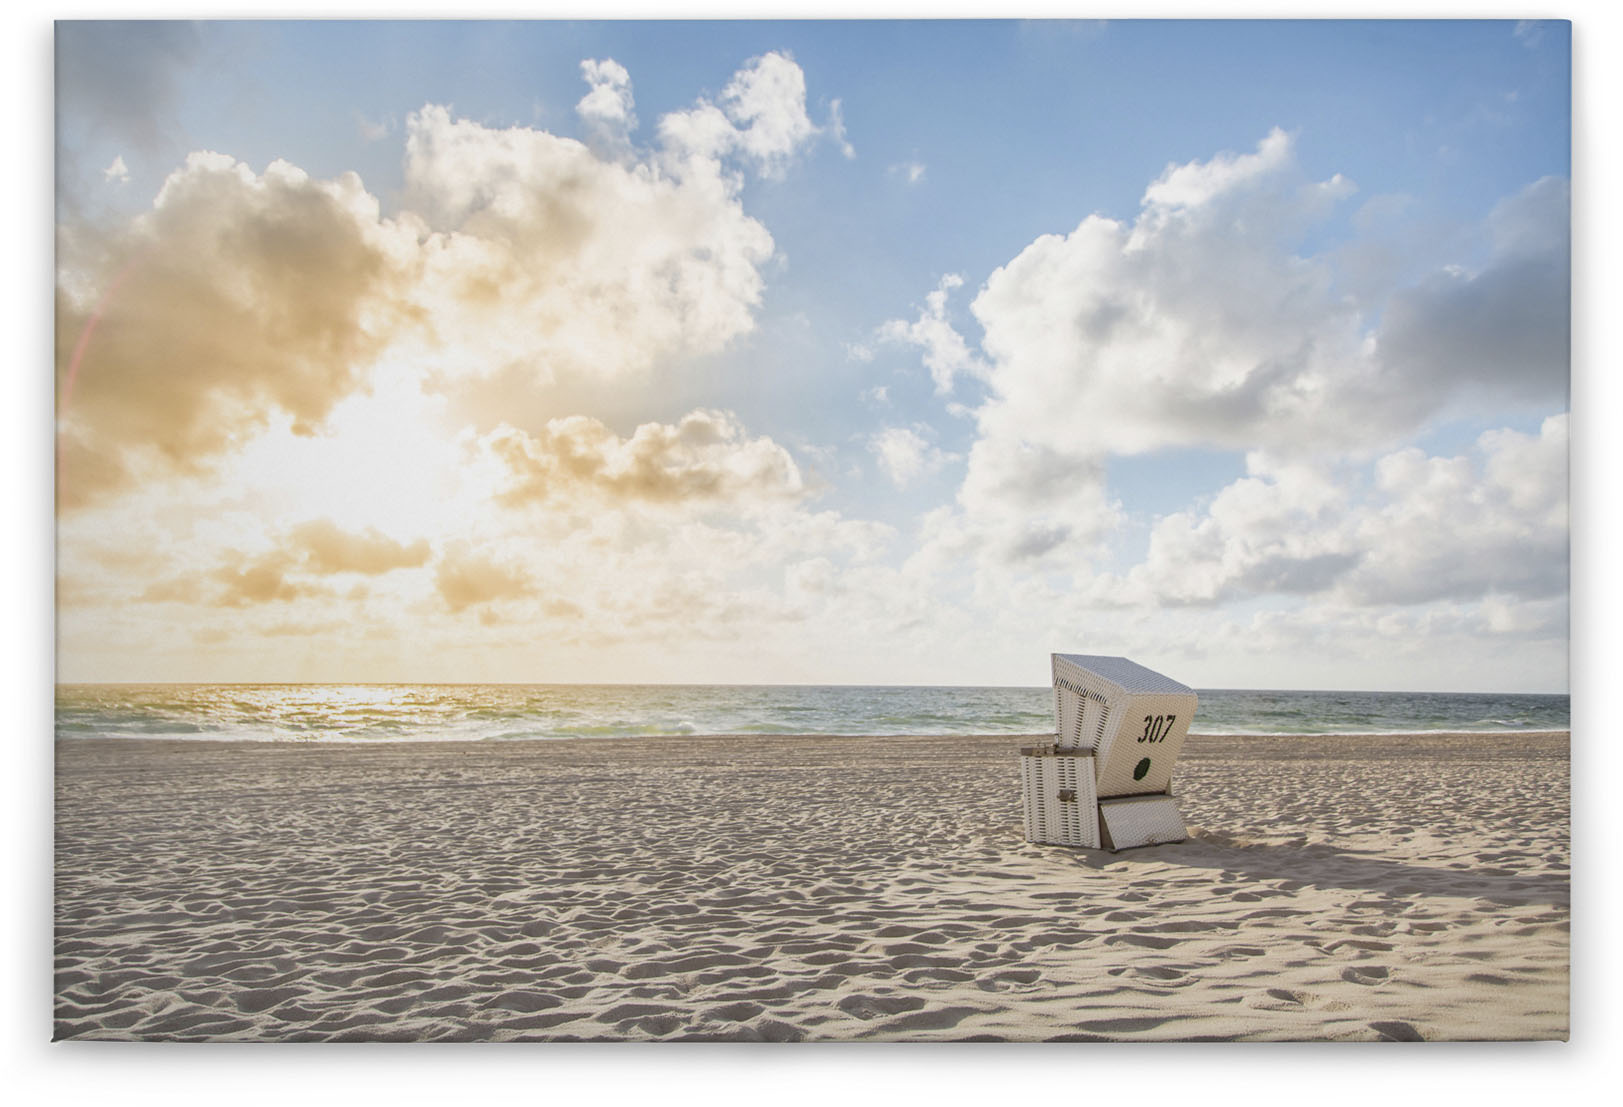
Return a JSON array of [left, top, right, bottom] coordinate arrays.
[[54, 20, 1570, 1042]]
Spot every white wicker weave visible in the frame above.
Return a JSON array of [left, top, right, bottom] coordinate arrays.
[[1051, 654, 1198, 798], [1019, 746, 1100, 848], [1098, 794, 1188, 851]]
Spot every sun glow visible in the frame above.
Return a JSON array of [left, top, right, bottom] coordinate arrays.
[[227, 360, 492, 544]]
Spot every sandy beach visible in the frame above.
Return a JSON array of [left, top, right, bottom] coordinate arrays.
[[53, 730, 1569, 1042]]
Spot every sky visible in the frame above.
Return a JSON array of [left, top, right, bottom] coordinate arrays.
[[51, 18, 1572, 691]]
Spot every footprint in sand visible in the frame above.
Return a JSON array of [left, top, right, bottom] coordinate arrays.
[[974, 968, 1041, 993], [1245, 987, 1352, 1013], [1349, 922, 1398, 938], [1108, 965, 1190, 985], [1322, 938, 1394, 953], [593, 1001, 680, 1024], [751, 1018, 803, 1042], [872, 1006, 980, 1033], [623, 1014, 685, 1036], [1246, 988, 1313, 1011], [1073, 1015, 1174, 1035], [901, 968, 975, 985], [1103, 933, 1179, 950], [704, 1001, 765, 1023], [1340, 965, 1390, 986], [837, 993, 926, 1020], [484, 989, 564, 1013]]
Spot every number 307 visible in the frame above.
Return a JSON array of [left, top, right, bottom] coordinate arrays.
[[1139, 715, 1177, 743]]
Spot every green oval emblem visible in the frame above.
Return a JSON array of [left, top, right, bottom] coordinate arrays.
[[1133, 757, 1151, 781]]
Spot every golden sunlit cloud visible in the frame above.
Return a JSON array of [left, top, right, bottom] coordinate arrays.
[[483, 409, 810, 510], [57, 60, 820, 515], [57, 154, 414, 509], [210, 550, 328, 608], [290, 519, 432, 576], [434, 542, 533, 615]]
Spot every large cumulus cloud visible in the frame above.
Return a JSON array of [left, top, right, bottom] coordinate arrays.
[[56, 154, 414, 508], [56, 52, 827, 512], [400, 97, 778, 385], [963, 129, 1376, 461], [880, 129, 1569, 584]]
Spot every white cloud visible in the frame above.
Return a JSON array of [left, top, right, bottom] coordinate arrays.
[[1513, 21, 1547, 48], [1344, 414, 1568, 605], [968, 132, 1371, 462], [965, 134, 1567, 467], [659, 51, 821, 180], [396, 56, 835, 399], [402, 101, 776, 386], [720, 51, 820, 174], [877, 273, 988, 394], [355, 112, 394, 143], [1099, 454, 1362, 608], [1140, 126, 1294, 210], [1089, 416, 1568, 611], [785, 556, 837, 601], [888, 161, 926, 185], [576, 57, 637, 148], [102, 155, 129, 184], [868, 426, 955, 489], [827, 98, 856, 159], [951, 438, 1121, 566]]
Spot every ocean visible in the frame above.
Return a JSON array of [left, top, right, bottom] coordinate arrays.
[[54, 684, 1571, 744]]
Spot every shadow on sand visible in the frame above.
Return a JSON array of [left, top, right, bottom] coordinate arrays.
[[1051, 831, 1568, 910]]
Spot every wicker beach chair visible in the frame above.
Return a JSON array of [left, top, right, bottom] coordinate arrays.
[[1020, 654, 1197, 850]]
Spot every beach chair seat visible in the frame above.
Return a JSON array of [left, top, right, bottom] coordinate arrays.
[[1098, 793, 1188, 850], [1019, 744, 1100, 848]]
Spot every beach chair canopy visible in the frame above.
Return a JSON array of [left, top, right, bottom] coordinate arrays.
[[1051, 653, 1197, 798]]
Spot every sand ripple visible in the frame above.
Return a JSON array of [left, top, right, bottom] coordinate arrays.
[[55, 731, 1569, 1041]]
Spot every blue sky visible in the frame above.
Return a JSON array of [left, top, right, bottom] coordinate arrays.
[[51, 18, 1571, 690]]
